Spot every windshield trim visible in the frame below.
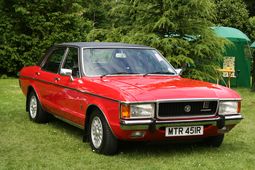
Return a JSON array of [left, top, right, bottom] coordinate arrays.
[[81, 47, 178, 77]]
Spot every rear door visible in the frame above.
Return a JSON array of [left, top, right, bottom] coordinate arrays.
[[35, 47, 67, 115]]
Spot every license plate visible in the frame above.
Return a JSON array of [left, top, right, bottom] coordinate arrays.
[[165, 126, 204, 137]]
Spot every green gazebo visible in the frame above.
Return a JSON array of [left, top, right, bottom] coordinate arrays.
[[251, 41, 255, 48], [213, 26, 252, 88]]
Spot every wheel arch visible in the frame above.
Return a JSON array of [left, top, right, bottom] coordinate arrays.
[[26, 86, 35, 111], [26, 85, 42, 112], [84, 104, 117, 139]]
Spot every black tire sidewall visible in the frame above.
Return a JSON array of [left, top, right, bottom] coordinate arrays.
[[28, 90, 49, 123], [88, 110, 118, 155], [28, 91, 39, 121], [89, 111, 104, 152], [205, 134, 224, 147]]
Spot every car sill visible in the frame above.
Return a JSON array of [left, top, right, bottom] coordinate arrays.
[[54, 115, 84, 130]]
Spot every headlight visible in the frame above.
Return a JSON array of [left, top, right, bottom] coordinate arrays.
[[218, 101, 241, 115], [121, 103, 155, 119]]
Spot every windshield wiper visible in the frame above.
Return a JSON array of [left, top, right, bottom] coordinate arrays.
[[143, 71, 176, 77], [100, 72, 140, 78]]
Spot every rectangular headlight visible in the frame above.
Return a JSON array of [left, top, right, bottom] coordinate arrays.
[[121, 103, 155, 119], [218, 101, 241, 115]]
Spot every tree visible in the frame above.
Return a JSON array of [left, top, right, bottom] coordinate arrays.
[[244, 0, 255, 17], [214, 0, 249, 32], [0, 0, 92, 76], [102, 0, 228, 81], [248, 17, 255, 91], [83, 0, 112, 28]]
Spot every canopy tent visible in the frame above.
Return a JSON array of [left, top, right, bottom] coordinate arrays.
[[213, 26, 250, 42], [213, 26, 251, 88], [251, 41, 255, 48]]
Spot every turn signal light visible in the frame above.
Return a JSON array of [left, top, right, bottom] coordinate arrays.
[[238, 101, 241, 113], [121, 104, 130, 119]]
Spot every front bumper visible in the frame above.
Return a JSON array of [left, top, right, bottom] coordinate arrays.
[[120, 114, 243, 131]]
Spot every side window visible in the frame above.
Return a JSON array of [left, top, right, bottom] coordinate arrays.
[[42, 48, 66, 73], [62, 47, 79, 77]]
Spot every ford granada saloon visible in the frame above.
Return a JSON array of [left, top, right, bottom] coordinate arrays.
[[19, 42, 243, 155]]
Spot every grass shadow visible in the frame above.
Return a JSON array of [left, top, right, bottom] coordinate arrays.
[[42, 117, 249, 156], [118, 140, 206, 155], [118, 138, 249, 156], [47, 116, 84, 140]]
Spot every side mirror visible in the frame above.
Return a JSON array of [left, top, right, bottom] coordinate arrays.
[[60, 68, 74, 81], [175, 69, 183, 75]]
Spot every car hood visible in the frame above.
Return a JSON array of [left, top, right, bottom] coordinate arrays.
[[83, 76, 240, 102]]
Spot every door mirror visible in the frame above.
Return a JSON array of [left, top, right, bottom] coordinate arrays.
[[60, 68, 74, 81], [175, 69, 183, 75]]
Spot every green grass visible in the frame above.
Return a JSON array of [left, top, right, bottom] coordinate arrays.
[[0, 79, 255, 170]]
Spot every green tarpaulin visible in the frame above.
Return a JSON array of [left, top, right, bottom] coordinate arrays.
[[251, 41, 255, 48], [213, 26, 250, 42], [213, 26, 251, 88]]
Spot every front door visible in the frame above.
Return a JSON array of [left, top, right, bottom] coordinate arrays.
[[56, 47, 85, 126]]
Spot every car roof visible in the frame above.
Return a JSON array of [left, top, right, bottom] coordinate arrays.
[[57, 42, 154, 49]]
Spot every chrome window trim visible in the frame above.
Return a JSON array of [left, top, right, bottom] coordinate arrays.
[[154, 49, 177, 75], [60, 46, 82, 79], [81, 47, 178, 77], [82, 47, 154, 49], [40, 47, 68, 74]]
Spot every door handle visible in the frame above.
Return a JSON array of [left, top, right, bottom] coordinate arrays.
[[35, 72, 40, 76], [54, 77, 60, 82]]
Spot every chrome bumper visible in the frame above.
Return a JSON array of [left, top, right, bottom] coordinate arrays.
[[120, 114, 243, 130]]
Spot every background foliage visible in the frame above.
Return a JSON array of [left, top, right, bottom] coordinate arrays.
[[0, 0, 254, 82], [0, 0, 92, 76]]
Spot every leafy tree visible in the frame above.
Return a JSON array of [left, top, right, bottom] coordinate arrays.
[[214, 0, 249, 31], [101, 0, 228, 81], [0, 0, 92, 76], [83, 0, 112, 28], [248, 17, 255, 90], [244, 0, 255, 17]]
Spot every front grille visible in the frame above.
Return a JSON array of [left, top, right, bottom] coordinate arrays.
[[158, 101, 218, 118]]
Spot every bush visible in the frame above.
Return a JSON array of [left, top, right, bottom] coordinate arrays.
[[0, 0, 92, 75]]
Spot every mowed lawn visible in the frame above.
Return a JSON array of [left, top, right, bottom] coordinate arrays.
[[0, 79, 255, 170]]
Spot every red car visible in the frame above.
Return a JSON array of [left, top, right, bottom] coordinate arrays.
[[19, 42, 243, 155]]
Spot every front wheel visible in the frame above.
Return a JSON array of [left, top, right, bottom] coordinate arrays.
[[204, 134, 224, 147], [88, 110, 118, 155]]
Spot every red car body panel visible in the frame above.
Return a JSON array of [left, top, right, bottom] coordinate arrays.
[[19, 65, 241, 141], [19, 43, 243, 143]]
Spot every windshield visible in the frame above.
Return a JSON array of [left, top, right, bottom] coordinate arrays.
[[82, 48, 176, 76]]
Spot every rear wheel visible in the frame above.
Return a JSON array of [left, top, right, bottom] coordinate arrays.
[[28, 91, 49, 123], [88, 110, 118, 155], [204, 134, 224, 147]]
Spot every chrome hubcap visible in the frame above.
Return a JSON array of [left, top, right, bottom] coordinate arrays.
[[29, 95, 37, 119], [91, 116, 103, 149]]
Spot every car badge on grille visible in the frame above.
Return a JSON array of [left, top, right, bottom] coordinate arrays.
[[203, 101, 210, 109], [184, 105, 191, 112], [201, 101, 212, 112]]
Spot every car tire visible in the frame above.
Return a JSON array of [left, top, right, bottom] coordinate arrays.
[[88, 110, 118, 155], [28, 91, 49, 123], [204, 134, 224, 147]]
